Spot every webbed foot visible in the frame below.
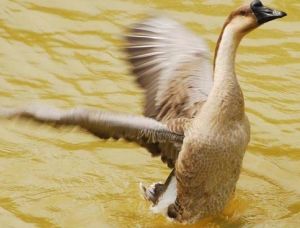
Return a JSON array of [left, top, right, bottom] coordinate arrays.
[[139, 182, 166, 204]]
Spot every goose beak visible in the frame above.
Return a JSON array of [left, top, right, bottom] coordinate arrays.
[[251, 0, 287, 25]]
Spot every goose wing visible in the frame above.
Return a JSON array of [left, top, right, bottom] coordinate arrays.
[[1, 107, 184, 169], [0, 106, 183, 163], [125, 17, 213, 123], [0, 18, 213, 168]]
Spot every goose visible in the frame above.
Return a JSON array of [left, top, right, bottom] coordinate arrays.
[[0, 0, 286, 223]]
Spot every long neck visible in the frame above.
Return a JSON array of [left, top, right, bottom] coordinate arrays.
[[204, 24, 245, 122], [214, 24, 241, 87]]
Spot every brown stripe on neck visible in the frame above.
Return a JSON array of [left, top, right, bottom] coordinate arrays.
[[213, 5, 251, 72], [213, 14, 234, 72]]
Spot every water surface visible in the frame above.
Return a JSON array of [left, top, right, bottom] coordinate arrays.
[[0, 0, 299, 227]]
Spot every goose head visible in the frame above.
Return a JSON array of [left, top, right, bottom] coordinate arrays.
[[225, 0, 286, 37]]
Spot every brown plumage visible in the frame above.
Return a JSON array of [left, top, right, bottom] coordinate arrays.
[[125, 17, 213, 122]]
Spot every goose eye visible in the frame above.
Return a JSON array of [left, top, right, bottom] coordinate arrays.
[[240, 10, 247, 16]]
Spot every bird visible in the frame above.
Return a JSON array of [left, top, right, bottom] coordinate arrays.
[[0, 0, 286, 224]]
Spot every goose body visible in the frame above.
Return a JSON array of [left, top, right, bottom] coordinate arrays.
[[0, 0, 286, 224]]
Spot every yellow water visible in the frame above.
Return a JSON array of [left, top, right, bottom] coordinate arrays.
[[0, 0, 299, 227]]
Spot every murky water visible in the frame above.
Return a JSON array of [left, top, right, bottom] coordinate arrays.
[[0, 0, 299, 227]]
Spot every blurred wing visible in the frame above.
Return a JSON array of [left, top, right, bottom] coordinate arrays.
[[0, 105, 183, 166], [1, 106, 183, 144], [125, 17, 213, 122]]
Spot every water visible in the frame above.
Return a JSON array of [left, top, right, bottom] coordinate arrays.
[[0, 0, 299, 227]]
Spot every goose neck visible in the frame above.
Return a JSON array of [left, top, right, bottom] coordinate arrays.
[[202, 24, 245, 122], [214, 25, 242, 84]]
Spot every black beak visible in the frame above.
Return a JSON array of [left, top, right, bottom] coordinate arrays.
[[251, 0, 287, 25]]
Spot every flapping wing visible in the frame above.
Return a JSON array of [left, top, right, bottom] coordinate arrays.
[[1, 105, 183, 144], [0, 105, 183, 167], [125, 17, 213, 122]]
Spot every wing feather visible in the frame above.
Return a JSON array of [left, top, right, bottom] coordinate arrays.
[[0, 105, 183, 168], [0, 106, 183, 144], [125, 17, 213, 122]]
